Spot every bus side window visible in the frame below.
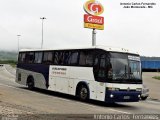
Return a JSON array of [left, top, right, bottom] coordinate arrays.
[[25, 52, 34, 64], [21, 53, 26, 63], [79, 50, 94, 66], [53, 51, 66, 65], [98, 54, 106, 78], [58, 52, 65, 65], [34, 52, 43, 64], [79, 51, 86, 66], [53, 51, 59, 65], [93, 54, 108, 82], [68, 52, 79, 65], [43, 52, 53, 64], [18, 53, 26, 63], [86, 52, 93, 66], [63, 51, 71, 65], [18, 53, 22, 63]]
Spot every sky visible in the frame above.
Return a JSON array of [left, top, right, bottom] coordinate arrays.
[[0, 0, 159, 56]]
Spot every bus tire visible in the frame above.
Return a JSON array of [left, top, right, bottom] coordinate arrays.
[[77, 84, 89, 101], [27, 76, 35, 90]]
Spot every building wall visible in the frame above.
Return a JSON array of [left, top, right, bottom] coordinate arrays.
[[141, 57, 160, 71]]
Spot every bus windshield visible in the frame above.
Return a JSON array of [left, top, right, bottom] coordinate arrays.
[[108, 53, 142, 83]]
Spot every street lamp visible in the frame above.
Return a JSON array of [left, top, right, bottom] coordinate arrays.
[[40, 17, 46, 49], [17, 35, 21, 52]]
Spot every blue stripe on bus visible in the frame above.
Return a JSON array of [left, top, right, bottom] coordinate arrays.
[[17, 63, 49, 86], [105, 90, 141, 102]]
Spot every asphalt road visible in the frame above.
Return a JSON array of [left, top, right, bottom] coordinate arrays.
[[0, 65, 160, 119]]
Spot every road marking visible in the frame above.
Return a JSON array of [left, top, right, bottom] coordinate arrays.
[[3, 65, 15, 78], [146, 100, 160, 104], [108, 108, 131, 114]]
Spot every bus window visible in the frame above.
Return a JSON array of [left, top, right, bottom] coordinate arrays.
[[18, 53, 22, 63], [25, 52, 34, 63], [53, 51, 65, 65], [43, 52, 53, 64], [18, 53, 26, 63], [98, 54, 106, 78], [79, 51, 86, 65], [68, 52, 79, 65], [93, 53, 111, 82], [79, 51, 94, 66], [86, 53, 93, 66], [63, 51, 71, 65], [53, 51, 59, 65], [58, 52, 65, 65], [34, 52, 43, 63]]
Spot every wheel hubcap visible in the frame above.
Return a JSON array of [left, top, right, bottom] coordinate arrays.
[[80, 87, 87, 99]]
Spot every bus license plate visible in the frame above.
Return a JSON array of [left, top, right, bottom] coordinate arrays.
[[124, 96, 130, 99]]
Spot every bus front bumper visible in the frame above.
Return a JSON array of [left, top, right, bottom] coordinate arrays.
[[105, 90, 141, 102]]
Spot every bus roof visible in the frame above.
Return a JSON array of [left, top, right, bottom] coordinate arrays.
[[19, 45, 139, 55]]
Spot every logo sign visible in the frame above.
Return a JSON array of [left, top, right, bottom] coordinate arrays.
[[84, 14, 104, 25], [84, 0, 104, 16]]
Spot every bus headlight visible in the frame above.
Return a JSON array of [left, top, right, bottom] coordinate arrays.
[[110, 94, 114, 98], [107, 87, 120, 91], [136, 88, 142, 92]]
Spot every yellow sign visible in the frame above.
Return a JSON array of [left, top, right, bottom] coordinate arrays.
[[84, 23, 104, 30]]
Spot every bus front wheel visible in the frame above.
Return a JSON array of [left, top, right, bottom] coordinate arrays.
[[78, 85, 89, 101], [27, 76, 34, 90]]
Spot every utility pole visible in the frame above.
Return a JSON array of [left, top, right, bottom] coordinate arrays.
[[40, 17, 46, 49], [92, 29, 96, 46], [17, 35, 21, 52]]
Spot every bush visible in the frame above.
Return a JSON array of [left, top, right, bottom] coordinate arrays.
[[0, 60, 17, 66], [152, 76, 160, 80]]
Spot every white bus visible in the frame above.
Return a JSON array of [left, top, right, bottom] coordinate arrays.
[[16, 46, 142, 102]]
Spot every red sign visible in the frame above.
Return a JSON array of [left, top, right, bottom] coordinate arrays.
[[84, 0, 104, 16], [84, 14, 104, 25]]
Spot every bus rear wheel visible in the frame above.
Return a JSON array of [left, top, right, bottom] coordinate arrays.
[[78, 85, 89, 101], [27, 77, 34, 90]]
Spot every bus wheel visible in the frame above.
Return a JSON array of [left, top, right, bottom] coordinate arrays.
[[27, 77, 34, 90], [78, 85, 89, 101]]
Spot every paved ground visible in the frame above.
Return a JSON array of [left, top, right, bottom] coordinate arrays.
[[0, 65, 160, 119], [142, 72, 160, 100]]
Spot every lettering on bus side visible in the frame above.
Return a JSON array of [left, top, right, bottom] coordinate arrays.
[[50, 67, 67, 76], [52, 67, 67, 71]]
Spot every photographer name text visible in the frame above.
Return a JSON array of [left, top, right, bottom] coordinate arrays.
[[120, 2, 156, 8]]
